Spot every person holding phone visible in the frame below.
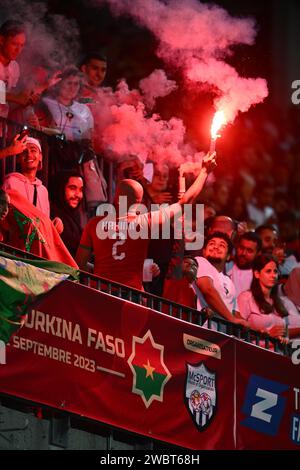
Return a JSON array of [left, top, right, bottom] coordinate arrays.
[[0, 131, 27, 160], [2, 137, 63, 234]]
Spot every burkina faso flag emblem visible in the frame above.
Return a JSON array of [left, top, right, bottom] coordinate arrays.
[[128, 330, 171, 408]]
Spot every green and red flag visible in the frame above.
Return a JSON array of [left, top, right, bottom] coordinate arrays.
[[2, 190, 78, 268], [0, 251, 79, 343], [128, 329, 171, 408]]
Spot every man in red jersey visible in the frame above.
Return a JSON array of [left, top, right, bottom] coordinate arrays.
[[75, 152, 216, 290]]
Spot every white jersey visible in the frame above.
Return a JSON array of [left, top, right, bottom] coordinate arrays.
[[227, 263, 253, 297], [0, 60, 20, 118], [193, 257, 237, 314]]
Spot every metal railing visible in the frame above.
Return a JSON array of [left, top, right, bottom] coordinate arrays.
[[0, 241, 292, 357]]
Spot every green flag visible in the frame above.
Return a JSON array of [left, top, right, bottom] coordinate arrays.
[[0, 252, 79, 343]]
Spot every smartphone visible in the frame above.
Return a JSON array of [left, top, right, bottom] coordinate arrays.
[[17, 126, 30, 141]]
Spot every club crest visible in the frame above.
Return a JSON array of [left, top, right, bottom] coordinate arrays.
[[185, 362, 217, 430]]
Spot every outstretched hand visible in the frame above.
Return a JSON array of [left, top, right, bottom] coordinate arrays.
[[202, 151, 217, 173], [8, 134, 28, 155]]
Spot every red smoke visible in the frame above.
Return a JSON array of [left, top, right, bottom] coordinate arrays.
[[93, 77, 201, 165], [104, 0, 268, 124]]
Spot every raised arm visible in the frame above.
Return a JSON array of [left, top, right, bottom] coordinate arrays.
[[180, 152, 216, 205], [0, 134, 27, 160]]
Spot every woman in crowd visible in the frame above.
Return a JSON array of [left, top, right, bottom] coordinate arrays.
[[238, 254, 300, 342], [34, 67, 94, 141], [32, 67, 106, 218]]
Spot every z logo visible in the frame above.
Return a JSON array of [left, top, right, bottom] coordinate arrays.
[[241, 374, 288, 436]]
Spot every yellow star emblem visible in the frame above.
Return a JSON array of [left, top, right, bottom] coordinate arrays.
[[143, 359, 155, 380]]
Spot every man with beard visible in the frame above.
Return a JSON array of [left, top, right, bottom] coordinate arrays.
[[255, 224, 298, 276], [194, 232, 247, 326], [50, 171, 84, 257], [227, 232, 262, 296]]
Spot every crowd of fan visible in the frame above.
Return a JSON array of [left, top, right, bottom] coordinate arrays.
[[0, 19, 300, 347]]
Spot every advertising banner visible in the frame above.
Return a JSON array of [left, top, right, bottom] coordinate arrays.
[[1, 280, 298, 449], [236, 340, 300, 449], [0, 281, 235, 450]]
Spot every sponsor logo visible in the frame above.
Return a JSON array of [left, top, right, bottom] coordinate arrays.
[[185, 362, 217, 430], [291, 339, 300, 366], [0, 340, 6, 365], [291, 414, 300, 445], [291, 80, 300, 105], [183, 334, 221, 359], [127, 330, 171, 408], [241, 374, 288, 437]]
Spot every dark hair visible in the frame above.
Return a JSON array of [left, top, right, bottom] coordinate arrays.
[[57, 66, 83, 81], [49, 67, 83, 98], [203, 231, 234, 256], [0, 20, 26, 38], [0, 189, 8, 199], [255, 224, 278, 237], [251, 254, 288, 317], [239, 231, 262, 252], [49, 170, 84, 206], [183, 255, 199, 267], [79, 51, 107, 68]]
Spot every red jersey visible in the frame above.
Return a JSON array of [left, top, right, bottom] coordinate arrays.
[[80, 204, 181, 290], [163, 278, 197, 309]]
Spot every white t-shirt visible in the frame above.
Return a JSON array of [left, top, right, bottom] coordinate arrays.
[[193, 257, 237, 314], [0, 60, 20, 118], [227, 263, 253, 297], [42, 97, 94, 141]]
